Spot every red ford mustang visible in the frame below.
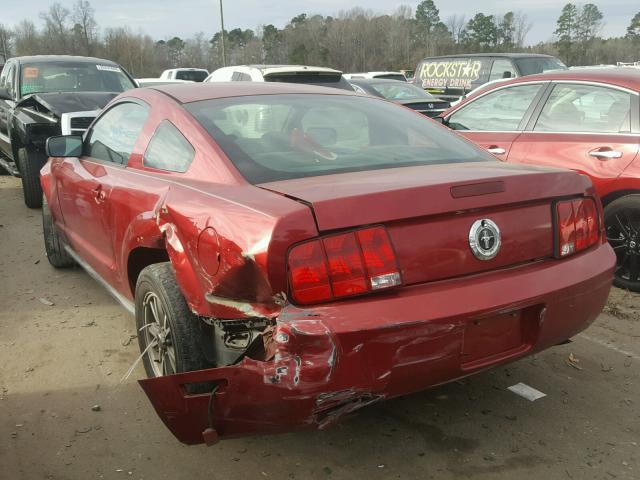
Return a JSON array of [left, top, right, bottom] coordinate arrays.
[[439, 68, 640, 291], [41, 82, 615, 444]]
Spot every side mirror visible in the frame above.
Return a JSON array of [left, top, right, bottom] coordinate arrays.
[[46, 135, 83, 158], [0, 87, 12, 101]]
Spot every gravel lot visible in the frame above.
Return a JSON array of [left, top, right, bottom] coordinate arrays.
[[0, 174, 638, 480]]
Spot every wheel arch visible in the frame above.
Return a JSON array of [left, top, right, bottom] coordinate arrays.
[[126, 246, 171, 297], [601, 190, 640, 208]]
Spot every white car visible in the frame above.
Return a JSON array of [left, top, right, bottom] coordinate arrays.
[[205, 65, 353, 90], [159, 68, 209, 82], [343, 71, 408, 82], [136, 78, 194, 88]]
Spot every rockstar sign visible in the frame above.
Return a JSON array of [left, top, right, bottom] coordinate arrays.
[[418, 60, 483, 90]]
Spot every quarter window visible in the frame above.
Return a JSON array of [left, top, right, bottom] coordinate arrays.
[[4, 63, 15, 97], [489, 59, 516, 81], [231, 72, 252, 81], [448, 84, 542, 131], [86, 102, 149, 165], [534, 84, 632, 133], [144, 120, 194, 172]]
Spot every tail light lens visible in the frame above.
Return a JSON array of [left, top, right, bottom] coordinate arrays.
[[288, 226, 402, 305], [556, 198, 600, 257]]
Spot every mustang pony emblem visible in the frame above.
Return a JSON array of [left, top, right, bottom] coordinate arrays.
[[469, 219, 501, 260]]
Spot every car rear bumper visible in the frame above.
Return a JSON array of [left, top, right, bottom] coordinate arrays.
[[139, 243, 615, 444]]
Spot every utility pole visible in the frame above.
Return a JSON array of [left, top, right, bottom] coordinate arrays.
[[219, 0, 226, 66]]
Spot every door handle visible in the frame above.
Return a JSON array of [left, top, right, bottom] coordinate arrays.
[[589, 149, 623, 160], [487, 146, 506, 155]]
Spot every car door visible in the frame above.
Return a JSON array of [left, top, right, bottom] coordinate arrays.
[[0, 61, 16, 156], [54, 101, 150, 283], [511, 82, 640, 196], [445, 82, 548, 160]]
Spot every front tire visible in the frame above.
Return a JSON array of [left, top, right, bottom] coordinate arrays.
[[42, 195, 75, 268], [17, 146, 45, 208], [604, 195, 640, 292], [135, 263, 214, 387]]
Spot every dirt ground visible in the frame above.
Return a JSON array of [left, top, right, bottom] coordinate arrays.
[[0, 174, 638, 480]]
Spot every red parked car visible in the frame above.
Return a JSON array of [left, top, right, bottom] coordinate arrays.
[[41, 82, 614, 444], [438, 68, 640, 291]]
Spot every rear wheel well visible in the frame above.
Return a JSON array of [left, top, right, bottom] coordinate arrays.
[[127, 247, 170, 296], [601, 190, 640, 208]]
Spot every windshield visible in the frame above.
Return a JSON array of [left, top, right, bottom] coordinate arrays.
[[175, 70, 208, 82], [514, 57, 567, 76], [186, 94, 491, 184], [20, 61, 135, 96], [369, 83, 436, 101]]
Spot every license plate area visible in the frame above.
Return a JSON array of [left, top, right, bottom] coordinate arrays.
[[461, 306, 540, 370]]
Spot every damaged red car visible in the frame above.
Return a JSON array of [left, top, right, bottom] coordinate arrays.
[[41, 82, 615, 445]]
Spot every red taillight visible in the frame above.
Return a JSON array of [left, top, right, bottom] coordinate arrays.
[[556, 198, 600, 257], [288, 226, 402, 304], [288, 240, 331, 304]]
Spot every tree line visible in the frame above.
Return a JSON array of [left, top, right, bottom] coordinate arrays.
[[0, 1, 639, 78]]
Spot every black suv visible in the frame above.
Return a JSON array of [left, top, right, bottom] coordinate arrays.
[[0, 55, 136, 208], [413, 53, 567, 103]]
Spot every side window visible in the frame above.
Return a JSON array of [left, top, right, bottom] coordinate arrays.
[[86, 102, 149, 165], [489, 59, 516, 81], [144, 120, 194, 173], [534, 84, 632, 133], [448, 84, 542, 131]]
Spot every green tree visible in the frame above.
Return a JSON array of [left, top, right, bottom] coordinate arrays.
[[554, 3, 578, 64], [498, 12, 516, 49], [463, 13, 498, 51], [415, 0, 441, 35], [627, 11, 640, 41]]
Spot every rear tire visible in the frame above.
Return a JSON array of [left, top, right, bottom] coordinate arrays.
[[135, 263, 214, 392], [604, 195, 640, 292], [42, 195, 75, 268], [17, 146, 45, 208]]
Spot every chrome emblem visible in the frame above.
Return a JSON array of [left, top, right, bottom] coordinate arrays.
[[469, 219, 501, 260], [427, 103, 434, 109]]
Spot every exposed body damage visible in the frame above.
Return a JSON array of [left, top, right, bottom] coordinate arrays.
[[140, 239, 613, 444]]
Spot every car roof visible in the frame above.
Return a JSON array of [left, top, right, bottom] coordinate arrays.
[[349, 78, 410, 86], [165, 68, 209, 72], [149, 81, 356, 103], [12, 55, 121, 65], [503, 67, 640, 91], [423, 53, 556, 60], [246, 65, 342, 74]]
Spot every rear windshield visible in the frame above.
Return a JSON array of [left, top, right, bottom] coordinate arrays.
[[175, 70, 208, 82], [415, 58, 491, 91], [264, 73, 354, 91], [185, 94, 491, 183], [369, 83, 436, 101], [20, 61, 135, 96], [514, 57, 567, 76]]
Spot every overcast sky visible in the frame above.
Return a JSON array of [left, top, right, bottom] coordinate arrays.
[[2, 0, 638, 45]]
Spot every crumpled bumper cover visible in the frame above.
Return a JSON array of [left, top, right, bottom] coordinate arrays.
[[139, 244, 614, 444]]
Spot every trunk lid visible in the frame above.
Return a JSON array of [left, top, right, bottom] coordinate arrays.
[[259, 162, 591, 285]]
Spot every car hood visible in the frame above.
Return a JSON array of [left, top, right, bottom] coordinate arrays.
[[18, 92, 117, 117]]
